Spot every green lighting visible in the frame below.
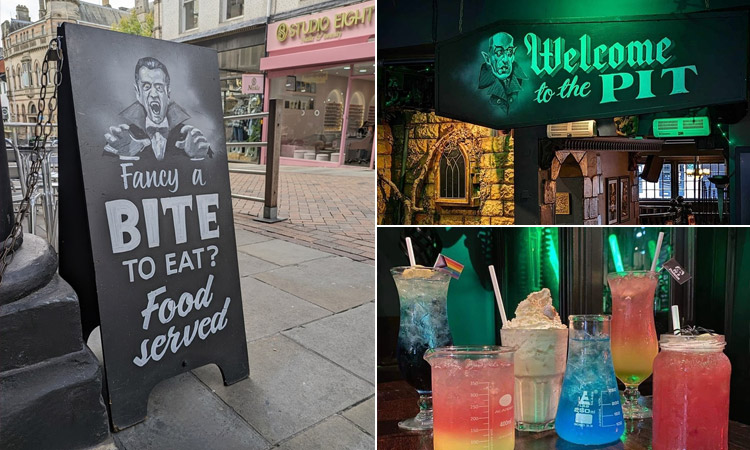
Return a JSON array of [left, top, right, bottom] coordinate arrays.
[[608, 234, 625, 273], [546, 232, 560, 284], [648, 240, 656, 262]]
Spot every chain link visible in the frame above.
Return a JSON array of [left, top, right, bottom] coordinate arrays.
[[0, 36, 64, 285]]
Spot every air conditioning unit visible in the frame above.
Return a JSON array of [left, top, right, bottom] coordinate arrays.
[[653, 116, 710, 138], [547, 120, 597, 138]]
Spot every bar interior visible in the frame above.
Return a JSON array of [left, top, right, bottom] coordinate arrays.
[[378, 1, 750, 225]]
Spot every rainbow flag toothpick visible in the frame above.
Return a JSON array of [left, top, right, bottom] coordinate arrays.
[[434, 254, 464, 279]]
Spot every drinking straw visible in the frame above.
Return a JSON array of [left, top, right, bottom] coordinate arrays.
[[405, 237, 416, 267], [650, 232, 665, 272], [671, 305, 681, 335], [488, 265, 509, 328], [607, 234, 625, 273]]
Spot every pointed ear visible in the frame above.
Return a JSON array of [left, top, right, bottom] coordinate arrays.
[[482, 51, 491, 65], [134, 82, 140, 101]]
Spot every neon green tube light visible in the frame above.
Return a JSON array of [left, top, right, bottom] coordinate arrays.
[[608, 234, 624, 273]]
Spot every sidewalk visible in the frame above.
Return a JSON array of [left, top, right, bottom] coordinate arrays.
[[229, 164, 375, 262]]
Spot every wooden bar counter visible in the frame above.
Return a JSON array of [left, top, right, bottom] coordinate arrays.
[[378, 381, 750, 450]]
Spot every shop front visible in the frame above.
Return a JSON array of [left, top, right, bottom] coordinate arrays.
[[378, 6, 750, 225], [260, 0, 375, 168]]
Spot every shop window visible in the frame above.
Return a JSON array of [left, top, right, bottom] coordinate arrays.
[[225, 0, 243, 20], [182, 0, 199, 31], [637, 163, 672, 200], [438, 145, 467, 201]]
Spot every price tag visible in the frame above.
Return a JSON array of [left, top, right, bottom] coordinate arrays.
[[662, 258, 692, 285]]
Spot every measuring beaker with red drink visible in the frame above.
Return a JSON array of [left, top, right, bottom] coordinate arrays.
[[425, 346, 515, 450]]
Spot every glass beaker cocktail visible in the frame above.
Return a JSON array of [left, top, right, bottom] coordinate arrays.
[[653, 333, 731, 450], [608, 270, 659, 419], [425, 346, 515, 450], [556, 315, 624, 445], [391, 266, 453, 431], [500, 328, 567, 432]]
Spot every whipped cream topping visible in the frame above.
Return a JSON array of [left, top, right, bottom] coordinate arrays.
[[504, 288, 566, 329]]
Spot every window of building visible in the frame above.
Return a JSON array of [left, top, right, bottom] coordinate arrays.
[[638, 159, 726, 201], [34, 61, 40, 86], [677, 163, 726, 199], [225, 0, 243, 20], [21, 61, 31, 88], [182, 0, 199, 31], [438, 145, 467, 200], [637, 163, 672, 199], [270, 63, 374, 166]]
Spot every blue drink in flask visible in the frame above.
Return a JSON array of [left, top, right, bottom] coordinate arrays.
[[556, 315, 624, 445]]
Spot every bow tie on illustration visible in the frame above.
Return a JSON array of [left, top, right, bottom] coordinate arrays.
[[146, 125, 169, 136]]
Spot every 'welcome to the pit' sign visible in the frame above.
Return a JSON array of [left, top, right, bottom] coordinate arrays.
[[58, 24, 249, 430], [436, 12, 748, 130]]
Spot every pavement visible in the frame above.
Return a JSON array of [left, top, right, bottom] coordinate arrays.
[[77, 164, 377, 449], [229, 164, 375, 262]]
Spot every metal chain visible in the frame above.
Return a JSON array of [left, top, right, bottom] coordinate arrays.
[[0, 36, 64, 284]]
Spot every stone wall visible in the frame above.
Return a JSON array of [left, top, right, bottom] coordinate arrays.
[[377, 112, 515, 225]]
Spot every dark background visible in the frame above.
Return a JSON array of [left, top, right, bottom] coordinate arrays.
[[377, 226, 750, 425]]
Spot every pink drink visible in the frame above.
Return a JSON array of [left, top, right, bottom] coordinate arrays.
[[608, 271, 658, 419], [426, 346, 515, 450], [653, 334, 731, 450]]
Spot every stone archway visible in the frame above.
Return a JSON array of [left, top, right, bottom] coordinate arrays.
[[542, 150, 603, 225]]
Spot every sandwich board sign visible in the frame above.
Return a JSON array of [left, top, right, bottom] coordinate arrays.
[[58, 23, 249, 430]]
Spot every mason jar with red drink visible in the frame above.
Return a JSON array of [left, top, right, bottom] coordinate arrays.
[[652, 332, 731, 450]]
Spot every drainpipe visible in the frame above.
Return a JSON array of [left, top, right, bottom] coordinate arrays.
[[267, 0, 272, 20]]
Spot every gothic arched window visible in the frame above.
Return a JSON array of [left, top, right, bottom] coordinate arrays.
[[438, 145, 468, 202]]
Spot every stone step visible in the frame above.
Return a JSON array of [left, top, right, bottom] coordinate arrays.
[[0, 234, 58, 306], [0, 274, 84, 372], [0, 347, 110, 450]]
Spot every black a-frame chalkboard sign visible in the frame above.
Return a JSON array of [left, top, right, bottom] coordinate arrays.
[[58, 23, 249, 430]]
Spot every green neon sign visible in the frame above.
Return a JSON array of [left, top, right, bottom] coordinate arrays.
[[436, 12, 748, 130]]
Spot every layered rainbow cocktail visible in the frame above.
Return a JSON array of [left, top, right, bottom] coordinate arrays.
[[608, 270, 659, 418], [426, 346, 515, 450]]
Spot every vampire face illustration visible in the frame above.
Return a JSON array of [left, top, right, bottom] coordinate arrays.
[[134, 57, 171, 125], [482, 32, 516, 81]]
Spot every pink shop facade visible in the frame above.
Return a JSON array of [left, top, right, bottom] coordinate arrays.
[[259, 0, 375, 168]]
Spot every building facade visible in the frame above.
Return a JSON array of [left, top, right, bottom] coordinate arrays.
[[159, 0, 374, 167], [1, 1, 129, 128]]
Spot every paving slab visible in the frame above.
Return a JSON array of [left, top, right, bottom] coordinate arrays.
[[255, 257, 374, 313], [114, 373, 269, 450], [283, 302, 374, 383], [238, 239, 332, 266], [240, 277, 330, 342], [237, 251, 279, 277], [192, 334, 373, 444], [277, 415, 374, 450], [235, 228, 274, 246], [341, 397, 375, 436]]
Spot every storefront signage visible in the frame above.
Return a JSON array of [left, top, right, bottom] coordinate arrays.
[[267, 0, 375, 52], [436, 12, 748, 130], [58, 24, 249, 430], [242, 74, 264, 94]]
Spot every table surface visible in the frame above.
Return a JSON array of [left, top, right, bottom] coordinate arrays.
[[377, 380, 750, 450]]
